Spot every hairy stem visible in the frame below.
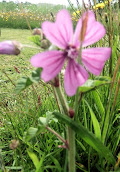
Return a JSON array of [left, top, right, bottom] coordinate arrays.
[[46, 126, 68, 146], [53, 80, 76, 172], [68, 127, 76, 172]]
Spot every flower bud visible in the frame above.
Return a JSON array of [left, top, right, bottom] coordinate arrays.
[[41, 39, 50, 49], [38, 95, 41, 107], [79, 12, 88, 42], [33, 28, 42, 35], [9, 140, 19, 150], [53, 77, 59, 87], [69, 108, 75, 118], [33, 28, 46, 39], [0, 40, 22, 55]]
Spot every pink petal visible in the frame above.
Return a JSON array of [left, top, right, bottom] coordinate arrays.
[[82, 48, 111, 75], [31, 50, 65, 82], [73, 11, 106, 47], [82, 22, 106, 47], [42, 10, 73, 49], [64, 59, 89, 96]]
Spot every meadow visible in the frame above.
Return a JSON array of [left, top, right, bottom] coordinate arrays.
[[0, 0, 120, 172], [0, 1, 66, 29]]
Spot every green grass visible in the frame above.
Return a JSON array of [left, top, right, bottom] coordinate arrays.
[[0, 1, 66, 29], [0, 28, 62, 171], [0, 28, 38, 90]]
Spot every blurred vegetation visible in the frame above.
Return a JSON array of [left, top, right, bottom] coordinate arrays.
[[0, 1, 66, 29]]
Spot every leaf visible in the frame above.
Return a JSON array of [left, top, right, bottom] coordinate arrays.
[[27, 151, 39, 169], [84, 99, 101, 140], [76, 139, 86, 151], [46, 111, 58, 124], [23, 127, 38, 142], [15, 77, 33, 94], [53, 111, 115, 165], [38, 117, 47, 126], [112, 35, 119, 65], [28, 127, 38, 138], [15, 68, 42, 94], [92, 90, 105, 125], [29, 35, 41, 46], [94, 76, 111, 81], [112, 128, 120, 153], [5, 167, 22, 170], [30, 68, 42, 83], [102, 105, 110, 144], [49, 156, 62, 172], [78, 79, 111, 93], [36, 154, 45, 172]]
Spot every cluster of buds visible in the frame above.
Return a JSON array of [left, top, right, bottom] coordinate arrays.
[[33, 28, 50, 49], [33, 28, 45, 39]]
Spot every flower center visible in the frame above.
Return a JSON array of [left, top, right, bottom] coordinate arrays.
[[65, 45, 79, 59]]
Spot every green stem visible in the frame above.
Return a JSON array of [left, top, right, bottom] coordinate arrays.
[[53, 81, 76, 172], [74, 89, 80, 120], [82, 99, 87, 128], [68, 127, 76, 172], [46, 126, 67, 146], [54, 85, 69, 115]]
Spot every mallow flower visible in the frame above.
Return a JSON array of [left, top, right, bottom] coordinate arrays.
[[31, 10, 111, 96]]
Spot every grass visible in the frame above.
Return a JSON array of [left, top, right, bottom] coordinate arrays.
[[0, 28, 38, 91], [0, 1, 66, 29], [0, 28, 65, 172]]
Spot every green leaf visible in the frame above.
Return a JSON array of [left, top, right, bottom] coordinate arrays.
[[28, 127, 38, 138], [102, 105, 110, 144], [53, 112, 115, 165], [46, 111, 58, 124], [38, 112, 58, 128], [36, 154, 45, 172], [84, 99, 101, 140], [5, 167, 22, 170], [23, 127, 38, 142], [76, 139, 86, 151], [112, 35, 119, 65], [15, 68, 42, 94], [29, 35, 41, 46], [92, 90, 105, 125], [78, 79, 111, 93], [30, 68, 42, 83], [94, 76, 111, 81], [27, 151, 39, 169], [49, 156, 62, 172], [15, 77, 33, 94], [112, 128, 120, 153], [38, 117, 47, 126]]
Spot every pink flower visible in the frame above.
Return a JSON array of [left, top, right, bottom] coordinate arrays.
[[0, 40, 22, 55], [31, 10, 111, 96]]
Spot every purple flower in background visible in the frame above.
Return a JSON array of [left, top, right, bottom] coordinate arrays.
[[0, 40, 21, 55], [31, 10, 111, 96]]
